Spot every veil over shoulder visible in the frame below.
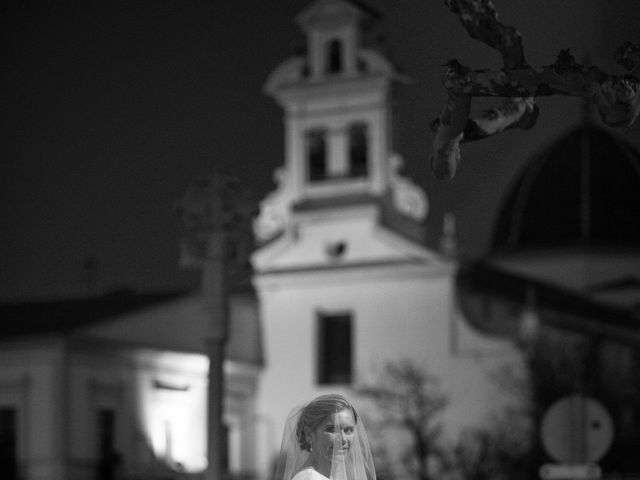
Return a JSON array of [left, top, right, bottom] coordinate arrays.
[[275, 394, 376, 480]]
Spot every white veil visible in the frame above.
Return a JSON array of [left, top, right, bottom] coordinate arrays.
[[275, 394, 376, 480]]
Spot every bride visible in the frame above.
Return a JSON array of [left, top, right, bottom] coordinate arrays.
[[276, 394, 376, 480]]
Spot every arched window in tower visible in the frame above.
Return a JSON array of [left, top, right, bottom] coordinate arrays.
[[306, 128, 327, 182], [326, 39, 343, 74], [348, 122, 368, 177]]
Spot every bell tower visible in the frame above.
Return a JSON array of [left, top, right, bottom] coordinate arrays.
[[250, 5, 459, 476], [254, 0, 429, 267]]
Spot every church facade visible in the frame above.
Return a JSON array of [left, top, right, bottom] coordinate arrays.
[[6, 1, 639, 479], [250, 0, 523, 476], [0, 3, 524, 478]]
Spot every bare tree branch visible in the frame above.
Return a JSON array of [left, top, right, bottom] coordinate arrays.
[[444, 0, 527, 70], [431, 93, 538, 178], [615, 41, 640, 73], [430, 0, 640, 179], [357, 360, 449, 480]]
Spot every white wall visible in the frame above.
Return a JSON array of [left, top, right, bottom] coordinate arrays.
[[253, 261, 524, 477], [0, 339, 67, 480], [0, 337, 262, 479], [131, 349, 209, 474]]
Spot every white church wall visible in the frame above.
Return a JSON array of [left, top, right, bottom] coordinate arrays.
[[252, 2, 529, 477], [254, 263, 523, 477]]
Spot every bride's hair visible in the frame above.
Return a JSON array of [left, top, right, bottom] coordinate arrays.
[[277, 393, 375, 480], [295, 393, 359, 451]]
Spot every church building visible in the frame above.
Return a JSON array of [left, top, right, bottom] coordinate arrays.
[[250, 0, 523, 475], [2, 1, 638, 479]]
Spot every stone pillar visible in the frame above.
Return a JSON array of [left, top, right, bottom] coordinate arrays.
[[177, 171, 249, 480]]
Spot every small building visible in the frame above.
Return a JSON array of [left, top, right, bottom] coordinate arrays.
[[459, 123, 640, 472], [0, 288, 261, 480]]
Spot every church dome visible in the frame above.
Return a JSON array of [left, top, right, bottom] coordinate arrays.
[[492, 124, 640, 252]]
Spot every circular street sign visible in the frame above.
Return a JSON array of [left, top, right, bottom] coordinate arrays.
[[541, 394, 614, 463]]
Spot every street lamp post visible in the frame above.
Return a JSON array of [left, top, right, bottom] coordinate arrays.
[[517, 286, 540, 350], [177, 171, 247, 480]]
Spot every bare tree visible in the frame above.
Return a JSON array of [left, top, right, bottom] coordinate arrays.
[[444, 412, 532, 480], [359, 360, 534, 480], [430, 0, 640, 179], [441, 364, 534, 480], [357, 360, 449, 480]]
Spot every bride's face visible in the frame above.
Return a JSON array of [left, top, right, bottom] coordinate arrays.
[[309, 408, 356, 464]]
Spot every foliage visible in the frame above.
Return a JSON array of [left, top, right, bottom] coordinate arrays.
[[357, 359, 533, 480], [357, 359, 449, 480], [439, 406, 533, 480]]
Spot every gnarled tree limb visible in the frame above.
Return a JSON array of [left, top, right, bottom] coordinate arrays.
[[431, 0, 640, 179], [444, 0, 527, 70]]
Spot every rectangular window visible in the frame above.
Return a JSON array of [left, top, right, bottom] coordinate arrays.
[[0, 407, 18, 480], [326, 39, 343, 74], [317, 312, 353, 384], [348, 123, 368, 178]]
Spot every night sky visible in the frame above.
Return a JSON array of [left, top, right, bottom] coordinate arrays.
[[2, 0, 639, 302]]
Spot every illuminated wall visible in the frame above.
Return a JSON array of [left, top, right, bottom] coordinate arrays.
[[133, 350, 209, 474], [0, 335, 261, 479]]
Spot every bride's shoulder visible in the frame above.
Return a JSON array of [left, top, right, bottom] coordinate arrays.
[[291, 467, 327, 480]]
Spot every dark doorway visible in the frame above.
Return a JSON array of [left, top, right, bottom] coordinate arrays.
[[0, 407, 18, 480], [96, 408, 120, 480]]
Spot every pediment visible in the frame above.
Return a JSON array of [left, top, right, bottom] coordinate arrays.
[[252, 204, 442, 272]]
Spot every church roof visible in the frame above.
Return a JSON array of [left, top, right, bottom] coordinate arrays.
[[295, 0, 380, 30], [456, 260, 640, 346], [0, 287, 263, 365], [458, 125, 640, 344], [0, 289, 184, 338], [492, 124, 640, 251]]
